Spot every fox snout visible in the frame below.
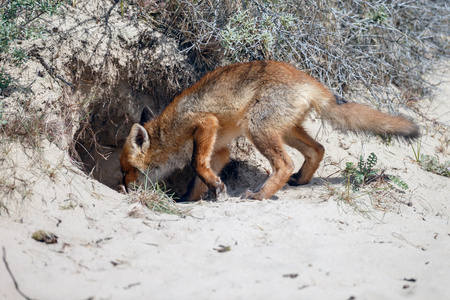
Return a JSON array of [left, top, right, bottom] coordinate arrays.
[[119, 149, 139, 193]]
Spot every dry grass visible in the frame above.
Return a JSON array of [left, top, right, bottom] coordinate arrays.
[[0, 88, 85, 215], [0, 145, 33, 216], [126, 171, 191, 217]]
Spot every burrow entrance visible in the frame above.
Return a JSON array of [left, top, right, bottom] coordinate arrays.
[[72, 63, 197, 197]]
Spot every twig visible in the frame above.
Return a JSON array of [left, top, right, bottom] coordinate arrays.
[[2, 246, 34, 300], [29, 51, 73, 91]]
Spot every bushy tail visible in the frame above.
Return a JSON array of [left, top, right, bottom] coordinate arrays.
[[319, 95, 420, 141]]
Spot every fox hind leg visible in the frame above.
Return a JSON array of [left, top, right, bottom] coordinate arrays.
[[284, 125, 324, 186], [244, 133, 295, 200]]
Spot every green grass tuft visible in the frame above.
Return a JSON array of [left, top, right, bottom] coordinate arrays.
[[127, 170, 190, 217]]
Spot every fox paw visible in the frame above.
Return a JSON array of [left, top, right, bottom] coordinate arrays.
[[214, 182, 227, 201], [288, 174, 310, 186], [242, 189, 264, 201], [288, 173, 301, 186]]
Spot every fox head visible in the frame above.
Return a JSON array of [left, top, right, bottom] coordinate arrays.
[[120, 107, 155, 192]]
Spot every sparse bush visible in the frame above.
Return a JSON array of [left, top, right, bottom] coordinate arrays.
[[146, 0, 449, 112]]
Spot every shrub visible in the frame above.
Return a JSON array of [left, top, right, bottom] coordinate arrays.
[[145, 0, 449, 112]]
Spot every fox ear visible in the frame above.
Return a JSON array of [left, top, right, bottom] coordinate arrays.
[[139, 107, 155, 126], [129, 124, 150, 153]]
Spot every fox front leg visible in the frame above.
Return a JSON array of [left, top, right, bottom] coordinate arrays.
[[182, 147, 230, 201], [191, 114, 227, 200]]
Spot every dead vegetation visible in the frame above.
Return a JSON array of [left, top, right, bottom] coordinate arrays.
[[149, 0, 449, 111]]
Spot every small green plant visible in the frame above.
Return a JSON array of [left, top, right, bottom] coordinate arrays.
[[343, 152, 409, 191], [127, 170, 190, 217], [388, 175, 409, 190], [323, 152, 410, 215], [343, 152, 379, 190], [369, 5, 389, 24], [418, 155, 450, 177], [11, 48, 28, 65]]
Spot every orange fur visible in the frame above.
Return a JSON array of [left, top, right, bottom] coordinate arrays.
[[120, 60, 420, 200]]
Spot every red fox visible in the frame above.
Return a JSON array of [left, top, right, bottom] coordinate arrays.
[[120, 60, 419, 201]]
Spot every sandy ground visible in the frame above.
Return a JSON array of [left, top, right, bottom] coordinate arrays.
[[1, 74, 449, 300]]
